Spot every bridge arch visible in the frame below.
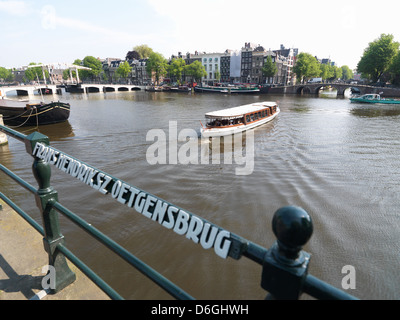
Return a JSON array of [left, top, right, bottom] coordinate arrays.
[[104, 86, 116, 92], [86, 86, 100, 93], [16, 89, 29, 96], [38, 88, 54, 95], [296, 86, 312, 94], [118, 87, 129, 92], [294, 83, 367, 96], [314, 85, 328, 94]]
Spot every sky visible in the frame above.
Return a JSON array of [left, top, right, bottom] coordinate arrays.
[[1, 0, 400, 70]]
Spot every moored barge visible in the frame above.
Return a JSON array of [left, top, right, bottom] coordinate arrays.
[[0, 98, 70, 126]]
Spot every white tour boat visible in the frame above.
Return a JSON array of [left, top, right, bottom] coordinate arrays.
[[200, 101, 280, 137]]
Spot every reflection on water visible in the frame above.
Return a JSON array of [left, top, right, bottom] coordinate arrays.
[[12, 121, 75, 141], [1, 91, 400, 300], [350, 105, 400, 118]]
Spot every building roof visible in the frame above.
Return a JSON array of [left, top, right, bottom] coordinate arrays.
[[205, 102, 277, 119]]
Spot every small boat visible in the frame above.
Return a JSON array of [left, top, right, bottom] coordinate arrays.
[[350, 93, 400, 104], [200, 101, 280, 137], [170, 86, 191, 93], [194, 85, 260, 94], [145, 86, 163, 92], [65, 84, 84, 93], [0, 98, 70, 126]]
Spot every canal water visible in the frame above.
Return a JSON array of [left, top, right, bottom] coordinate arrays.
[[1, 90, 399, 300]]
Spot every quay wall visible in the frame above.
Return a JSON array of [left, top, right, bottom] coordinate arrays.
[[269, 85, 400, 97]]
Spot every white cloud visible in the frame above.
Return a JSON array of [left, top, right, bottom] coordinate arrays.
[[0, 0, 31, 16]]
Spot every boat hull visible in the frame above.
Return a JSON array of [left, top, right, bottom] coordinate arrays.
[[0, 101, 70, 126], [201, 107, 280, 137], [65, 84, 84, 93], [194, 86, 260, 94], [350, 98, 400, 104]]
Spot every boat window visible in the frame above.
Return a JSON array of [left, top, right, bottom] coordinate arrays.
[[250, 114, 255, 122], [258, 112, 262, 118], [246, 115, 250, 122], [254, 113, 259, 120]]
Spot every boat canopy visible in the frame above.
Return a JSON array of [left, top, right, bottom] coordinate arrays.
[[205, 102, 277, 120], [359, 94, 381, 100]]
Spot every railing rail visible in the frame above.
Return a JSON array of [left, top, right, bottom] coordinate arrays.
[[0, 123, 359, 300]]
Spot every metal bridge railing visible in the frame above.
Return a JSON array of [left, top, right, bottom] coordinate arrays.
[[0, 123, 359, 300]]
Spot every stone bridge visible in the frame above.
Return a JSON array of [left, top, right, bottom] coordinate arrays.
[[0, 84, 144, 97], [80, 84, 143, 93], [270, 83, 400, 97]]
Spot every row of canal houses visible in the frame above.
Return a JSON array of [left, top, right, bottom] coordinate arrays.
[[10, 43, 299, 86], [105, 43, 299, 86]]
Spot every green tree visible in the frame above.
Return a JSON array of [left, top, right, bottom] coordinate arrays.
[[357, 33, 399, 83], [341, 65, 354, 80], [0, 67, 14, 82], [333, 66, 342, 80], [214, 70, 221, 83], [73, 59, 82, 66], [80, 56, 102, 81], [319, 64, 333, 81], [116, 61, 132, 82], [24, 63, 49, 83], [389, 51, 400, 85], [293, 53, 321, 83], [168, 58, 186, 85], [62, 69, 70, 81], [146, 52, 168, 85], [262, 55, 278, 83], [185, 61, 206, 84], [134, 45, 154, 59]]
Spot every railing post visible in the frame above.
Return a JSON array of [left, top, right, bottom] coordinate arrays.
[[261, 206, 313, 300], [24, 132, 76, 293]]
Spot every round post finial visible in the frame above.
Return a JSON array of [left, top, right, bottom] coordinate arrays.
[[272, 206, 313, 262]]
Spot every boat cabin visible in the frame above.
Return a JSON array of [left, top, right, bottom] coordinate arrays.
[[359, 94, 381, 100], [205, 102, 278, 129]]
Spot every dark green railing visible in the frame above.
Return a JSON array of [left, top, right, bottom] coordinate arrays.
[[0, 123, 359, 300]]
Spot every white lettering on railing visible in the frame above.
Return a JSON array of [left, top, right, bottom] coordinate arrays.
[[32, 142, 232, 259]]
